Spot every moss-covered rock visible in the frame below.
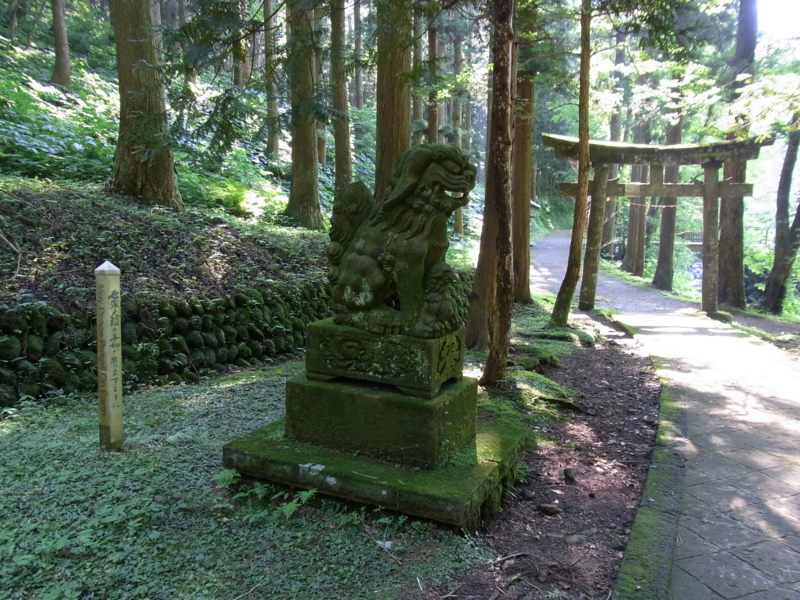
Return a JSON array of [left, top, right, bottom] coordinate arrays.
[[290, 317, 305, 332], [27, 306, 47, 336], [12, 359, 37, 379], [189, 297, 204, 316], [226, 344, 239, 362], [247, 341, 264, 360], [235, 358, 251, 368], [24, 335, 44, 362], [246, 324, 265, 341], [122, 322, 138, 345], [136, 358, 158, 381], [158, 301, 178, 320], [156, 317, 173, 336], [221, 325, 237, 343], [0, 309, 27, 335], [0, 336, 22, 361], [171, 335, 189, 355], [122, 344, 139, 360], [224, 309, 236, 325], [173, 317, 189, 335], [293, 332, 304, 348], [237, 343, 252, 360], [203, 348, 217, 366], [262, 306, 273, 322], [0, 368, 17, 386], [80, 350, 97, 368], [235, 325, 249, 341], [202, 332, 218, 349], [19, 383, 40, 398], [175, 300, 192, 318], [188, 315, 203, 331], [215, 346, 229, 364], [235, 308, 252, 326], [212, 362, 226, 372], [44, 306, 68, 332], [0, 384, 16, 405], [189, 349, 206, 368], [167, 372, 183, 384], [44, 331, 63, 357], [57, 351, 84, 373], [157, 358, 173, 375], [40, 358, 67, 386], [185, 331, 204, 350], [263, 339, 276, 356], [173, 353, 190, 370], [201, 314, 215, 331], [213, 328, 226, 345], [122, 299, 139, 320], [63, 372, 81, 393], [183, 370, 200, 383], [274, 336, 286, 352], [234, 293, 250, 307], [79, 371, 97, 391]]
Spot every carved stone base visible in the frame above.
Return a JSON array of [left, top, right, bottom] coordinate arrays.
[[285, 376, 477, 469], [305, 318, 464, 398]]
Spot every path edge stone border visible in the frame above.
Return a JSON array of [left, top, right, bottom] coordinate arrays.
[[610, 319, 687, 600]]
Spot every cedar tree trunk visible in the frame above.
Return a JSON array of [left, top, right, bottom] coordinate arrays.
[[512, 76, 534, 304], [331, 0, 352, 190], [480, 0, 513, 385], [50, 0, 70, 87], [578, 163, 610, 310], [551, 0, 591, 327], [109, 0, 182, 209]]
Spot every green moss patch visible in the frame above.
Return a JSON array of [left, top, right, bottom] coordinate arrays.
[[224, 415, 532, 530]]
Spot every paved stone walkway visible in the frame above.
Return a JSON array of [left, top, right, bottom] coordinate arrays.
[[530, 231, 800, 600]]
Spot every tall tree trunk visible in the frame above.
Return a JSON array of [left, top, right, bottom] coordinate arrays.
[[109, 0, 182, 210], [330, 0, 351, 189], [284, 0, 324, 229], [761, 125, 800, 313], [437, 39, 446, 142], [578, 163, 610, 310], [412, 14, 424, 145], [313, 8, 327, 166], [427, 25, 438, 144], [481, 0, 513, 385], [374, 0, 411, 201], [178, 0, 196, 86], [232, 0, 248, 86], [551, 0, 591, 327], [50, 0, 70, 87], [25, 0, 48, 49], [465, 46, 495, 350], [8, 0, 19, 44], [453, 34, 464, 234], [601, 31, 627, 256], [512, 77, 534, 304], [620, 123, 649, 276], [718, 0, 757, 308], [264, 0, 280, 157], [702, 162, 721, 314], [652, 110, 683, 290], [353, 0, 363, 109]]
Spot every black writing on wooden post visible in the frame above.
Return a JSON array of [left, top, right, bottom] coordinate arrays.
[[95, 261, 123, 450]]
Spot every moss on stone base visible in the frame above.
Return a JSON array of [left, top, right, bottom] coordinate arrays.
[[285, 377, 477, 468], [223, 415, 532, 529]]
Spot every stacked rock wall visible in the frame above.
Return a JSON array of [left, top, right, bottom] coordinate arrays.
[[0, 272, 474, 406]]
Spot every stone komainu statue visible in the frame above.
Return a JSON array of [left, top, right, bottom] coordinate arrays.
[[327, 144, 477, 338]]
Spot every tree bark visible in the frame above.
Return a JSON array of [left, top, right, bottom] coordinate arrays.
[[578, 164, 610, 310], [50, 0, 70, 87], [480, 0, 513, 385], [620, 121, 650, 277], [264, 0, 280, 157], [512, 77, 534, 304], [412, 13, 424, 145], [109, 0, 182, 210], [600, 31, 627, 256], [427, 26, 438, 144], [761, 126, 800, 313], [551, 0, 591, 327], [718, 0, 757, 308], [453, 34, 464, 234], [374, 0, 411, 201], [314, 7, 327, 167], [652, 110, 683, 290], [330, 0, 352, 190], [284, 0, 324, 229], [353, 0, 363, 109]]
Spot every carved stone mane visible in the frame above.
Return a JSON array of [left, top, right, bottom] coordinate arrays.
[[327, 144, 476, 338]]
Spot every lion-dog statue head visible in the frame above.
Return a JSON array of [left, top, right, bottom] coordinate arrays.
[[327, 144, 477, 338]]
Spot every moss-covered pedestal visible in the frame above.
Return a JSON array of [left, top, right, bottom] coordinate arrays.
[[223, 319, 531, 528]]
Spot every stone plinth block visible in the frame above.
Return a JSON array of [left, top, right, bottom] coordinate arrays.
[[285, 377, 477, 468], [223, 417, 531, 529], [305, 318, 464, 398]]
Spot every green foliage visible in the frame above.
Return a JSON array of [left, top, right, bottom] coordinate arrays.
[[0, 47, 117, 181]]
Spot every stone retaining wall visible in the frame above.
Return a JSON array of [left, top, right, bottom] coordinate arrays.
[[0, 272, 474, 405]]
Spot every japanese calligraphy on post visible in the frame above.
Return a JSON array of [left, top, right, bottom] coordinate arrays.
[[95, 261, 123, 450]]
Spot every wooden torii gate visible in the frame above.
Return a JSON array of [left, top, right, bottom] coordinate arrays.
[[542, 133, 774, 316]]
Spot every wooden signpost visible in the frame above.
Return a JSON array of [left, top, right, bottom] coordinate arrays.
[[95, 261, 123, 450]]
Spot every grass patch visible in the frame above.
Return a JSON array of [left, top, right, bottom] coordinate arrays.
[[0, 366, 491, 600]]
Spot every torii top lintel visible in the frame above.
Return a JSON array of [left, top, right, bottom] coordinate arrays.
[[542, 133, 774, 166]]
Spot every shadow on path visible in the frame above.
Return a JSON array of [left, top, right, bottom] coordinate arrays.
[[530, 230, 800, 600]]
